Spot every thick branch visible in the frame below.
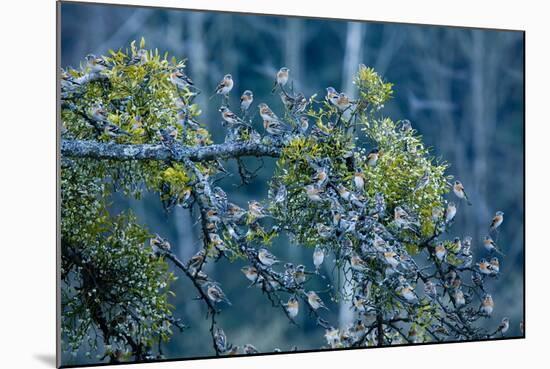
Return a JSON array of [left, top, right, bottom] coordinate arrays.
[[61, 139, 282, 162]]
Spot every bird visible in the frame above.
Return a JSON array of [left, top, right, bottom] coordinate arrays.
[[248, 200, 267, 220], [258, 248, 279, 266], [299, 116, 309, 133], [188, 250, 206, 272], [213, 74, 234, 97], [432, 206, 443, 223], [90, 104, 109, 123], [312, 167, 329, 187], [294, 265, 307, 284], [367, 149, 380, 167], [313, 246, 325, 271], [414, 171, 430, 192], [478, 259, 493, 275], [305, 184, 324, 202], [489, 257, 500, 274], [272, 67, 290, 93], [480, 294, 494, 315], [453, 180, 472, 205], [383, 251, 400, 269], [471, 271, 483, 287], [243, 344, 259, 354], [225, 202, 246, 223], [263, 119, 290, 136], [284, 297, 299, 318], [241, 266, 261, 283], [316, 223, 333, 239], [219, 106, 245, 127], [490, 211, 504, 232], [240, 90, 254, 113], [150, 233, 171, 252], [206, 283, 231, 305], [326, 87, 339, 106], [453, 289, 466, 306], [397, 285, 418, 304], [213, 328, 229, 354], [85, 54, 108, 73], [350, 253, 369, 272], [353, 171, 365, 192], [103, 123, 130, 137], [445, 202, 457, 223], [497, 317, 510, 334], [258, 103, 279, 122], [434, 243, 447, 261], [352, 295, 368, 312], [335, 93, 353, 111], [306, 291, 328, 310], [483, 236, 505, 255], [170, 69, 194, 90], [394, 206, 412, 228]]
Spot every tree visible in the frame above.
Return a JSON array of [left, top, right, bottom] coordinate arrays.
[[59, 39, 512, 364]]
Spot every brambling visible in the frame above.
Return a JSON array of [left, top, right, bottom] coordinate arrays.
[[394, 206, 412, 227], [208, 233, 227, 252], [432, 206, 443, 223], [489, 257, 500, 274], [258, 103, 279, 122], [353, 171, 365, 192], [272, 67, 289, 93], [325, 327, 340, 347], [414, 171, 430, 192], [284, 296, 299, 318], [219, 106, 245, 127], [214, 74, 234, 96], [294, 264, 307, 284], [206, 283, 231, 305], [453, 288, 466, 306], [373, 234, 388, 251], [291, 93, 308, 114], [170, 70, 194, 90], [352, 295, 368, 312], [336, 184, 353, 201], [445, 202, 457, 223], [498, 317, 510, 334], [424, 280, 437, 298], [483, 236, 505, 255], [307, 291, 328, 310], [238, 90, 254, 113], [397, 285, 418, 303], [316, 223, 333, 239], [305, 184, 324, 202], [299, 116, 309, 133], [104, 123, 130, 137], [490, 211, 504, 231], [258, 248, 279, 266], [188, 250, 206, 272], [205, 209, 221, 223], [225, 202, 246, 222], [85, 54, 108, 73], [263, 119, 290, 136], [453, 180, 472, 205], [434, 243, 447, 261], [312, 167, 329, 187], [150, 233, 171, 252], [248, 200, 267, 220], [241, 266, 260, 283], [367, 148, 380, 167], [326, 87, 339, 106], [313, 245, 325, 271], [335, 93, 353, 111], [350, 253, 369, 272], [383, 251, 399, 269], [214, 328, 227, 353], [243, 344, 259, 354], [480, 294, 494, 315], [477, 259, 492, 275]]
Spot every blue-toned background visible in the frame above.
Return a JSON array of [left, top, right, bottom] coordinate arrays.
[[61, 2, 524, 365]]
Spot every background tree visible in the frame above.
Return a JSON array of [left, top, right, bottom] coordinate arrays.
[[59, 38, 517, 365]]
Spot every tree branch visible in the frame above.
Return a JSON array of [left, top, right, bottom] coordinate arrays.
[[61, 139, 282, 162]]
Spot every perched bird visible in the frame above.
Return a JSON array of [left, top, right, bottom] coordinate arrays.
[[284, 296, 299, 318], [367, 149, 380, 167], [434, 243, 447, 261], [480, 294, 494, 315], [453, 289, 466, 306], [248, 200, 267, 220], [258, 248, 279, 266], [225, 202, 246, 222], [240, 90, 254, 113], [299, 116, 309, 133], [150, 233, 171, 252], [394, 206, 412, 228], [213, 74, 234, 96], [324, 327, 340, 347], [478, 259, 493, 275], [243, 344, 259, 354], [483, 236, 505, 255], [206, 283, 231, 305], [305, 184, 324, 202], [453, 180, 472, 205], [103, 123, 130, 137], [272, 67, 290, 93], [90, 104, 109, 123], [313, 246, 325, 271], [489, 257, 500, 274], [316, 223, 333, 239], [383, 251, 399, 269], [241, 266, 260, 283], [397, 285, 418, 304], [490, 211, 504, 232], [312, 167, 329, 187], [188, 250, 206, 272], [445, 202, 457, 223], [353, 171, 365, 192], [326, 87, 339, 106], [414, 171, 430, 192], [85, 54, 108, 73], [335, 93, 352, 111], [462, 236, 473, 255], [170, 69, 194, 90], [219, 106, 244, 127], [263, 119, 290, 136], [214, 328, 228, 353], [497, 317, 510, 334], [306, 291, 328, 310], [350, 253, 369, 272], [352, 295, 368, 312], [432, 206, 443, 223], [258, 103, 279, 122], [294, 264, 307, 284]]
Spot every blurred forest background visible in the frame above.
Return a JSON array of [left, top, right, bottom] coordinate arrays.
[[60, 2, 524, 364]]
